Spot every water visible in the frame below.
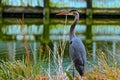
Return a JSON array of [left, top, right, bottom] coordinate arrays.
[[0, 18, 120, 74]]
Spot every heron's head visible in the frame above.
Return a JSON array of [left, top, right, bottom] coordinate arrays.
[[56, 10, 79, 16]]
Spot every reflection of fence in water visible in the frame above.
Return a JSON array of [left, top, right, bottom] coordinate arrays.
[[1, 19, 120, 41]]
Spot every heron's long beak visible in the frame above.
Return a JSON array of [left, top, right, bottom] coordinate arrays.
[[56, 11, 69, 15], [56, 11, 73, 16]]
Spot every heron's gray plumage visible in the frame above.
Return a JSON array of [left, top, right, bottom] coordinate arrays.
[[69, 10, 86, 76], [69, 37, 86, 76]]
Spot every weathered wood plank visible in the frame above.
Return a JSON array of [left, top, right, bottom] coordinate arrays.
[[3, 6, 43, 13]]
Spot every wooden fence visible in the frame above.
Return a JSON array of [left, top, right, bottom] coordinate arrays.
[[0, 0, 120, 18]]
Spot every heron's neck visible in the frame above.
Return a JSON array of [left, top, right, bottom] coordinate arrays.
[[70, 13, 79, 40]]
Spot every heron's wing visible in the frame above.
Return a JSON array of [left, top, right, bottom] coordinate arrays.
[[69, 38, 86, 66], [69, 38, 86, 76]]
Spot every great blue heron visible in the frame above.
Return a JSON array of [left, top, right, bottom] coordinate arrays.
[[56, 10, 86, 77]]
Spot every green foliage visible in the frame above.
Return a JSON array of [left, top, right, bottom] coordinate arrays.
[[49, 1, 68, 8], [65, 71, 73, 80], [0, 60, 47, 80], [0, 60, 25, 80]]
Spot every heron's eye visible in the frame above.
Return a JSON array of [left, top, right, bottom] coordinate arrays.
[[70, 41, 72, 45]]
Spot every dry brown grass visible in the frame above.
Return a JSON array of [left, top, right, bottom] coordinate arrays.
[[17, 14, 31, 77], [85, 50, 120, 80]]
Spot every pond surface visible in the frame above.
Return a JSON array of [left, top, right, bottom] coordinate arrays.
[[0, 18, 120, 74]]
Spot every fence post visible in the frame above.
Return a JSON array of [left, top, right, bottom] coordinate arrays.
[[0, 0, 2, 18], [0, 0, 2, 28], [85, 0, 93, 51], [86, 0, 92, 40], [43, 0, 50, 41]]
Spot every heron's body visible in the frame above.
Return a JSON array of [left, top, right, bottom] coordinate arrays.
[[69, 37, 86, 76], [56, 10, 86, 77]]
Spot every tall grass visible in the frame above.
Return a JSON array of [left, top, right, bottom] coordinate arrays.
[[1, 38, 120, 80], [17, 14, 31, 77], [44, 15, 72, 80], [86, 49, 120, 80]]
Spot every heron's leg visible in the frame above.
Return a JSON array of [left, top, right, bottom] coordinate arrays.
[[73, 64, 74, 79], [81, 76, 84, 80]]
